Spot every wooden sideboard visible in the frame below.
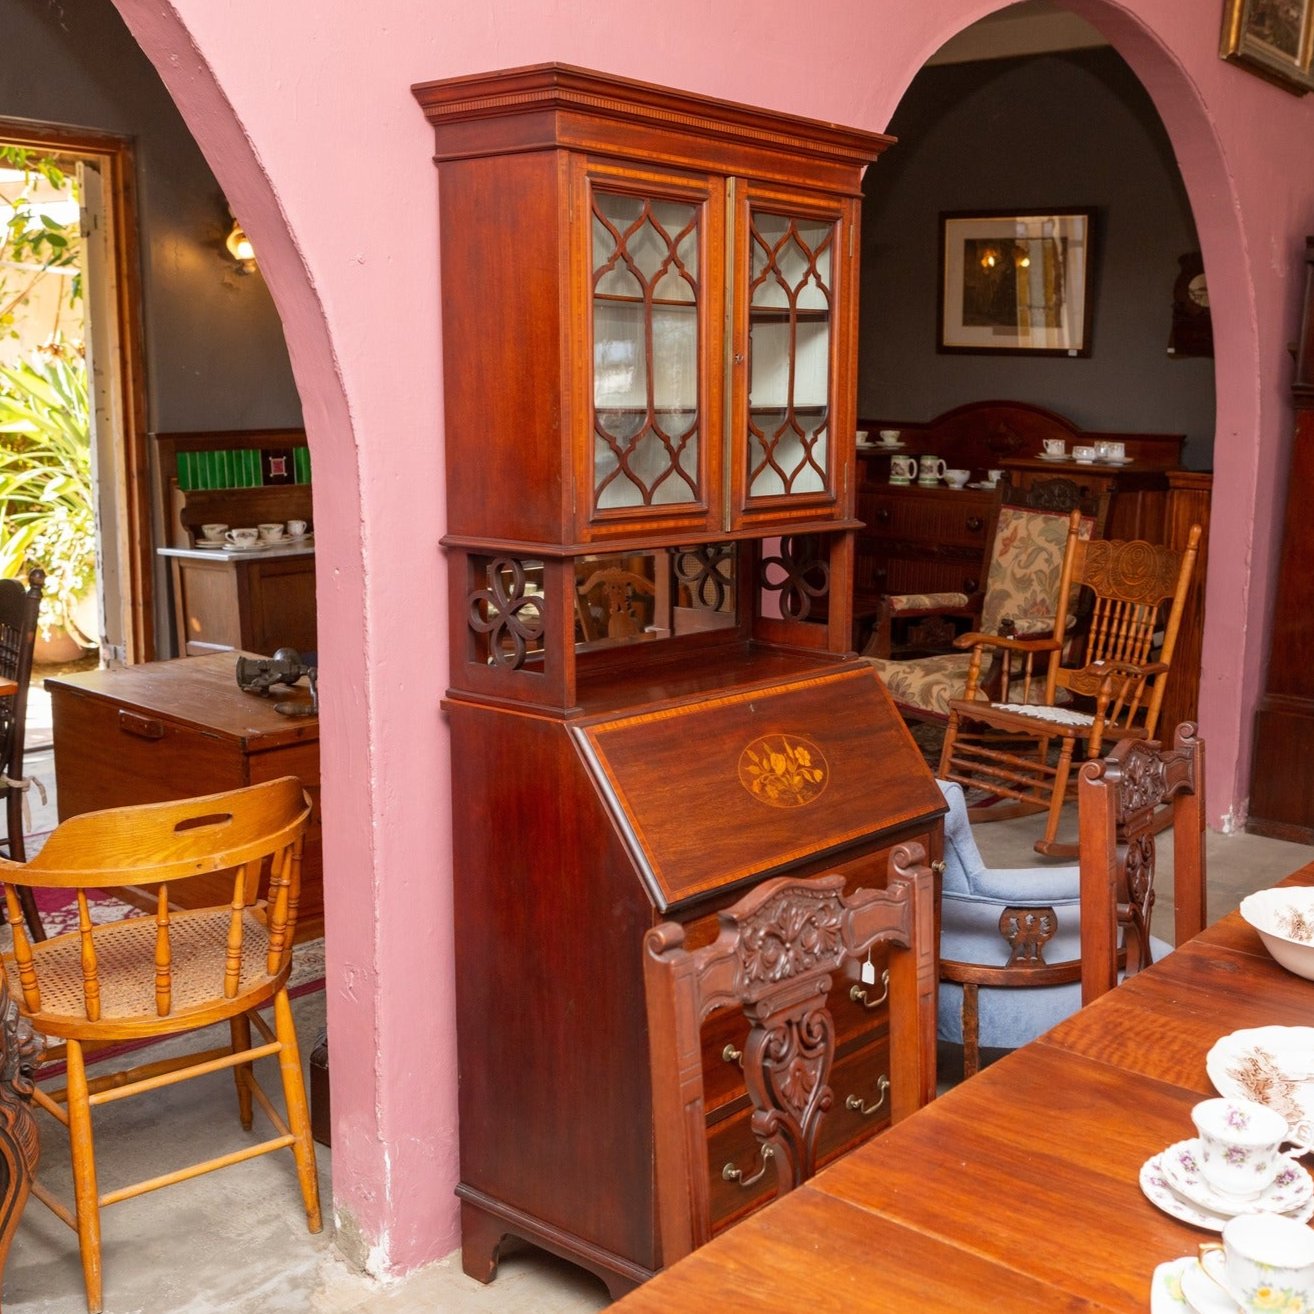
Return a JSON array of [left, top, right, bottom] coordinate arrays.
[[159, 545, 317, 657], [46, 653, 322, 939]]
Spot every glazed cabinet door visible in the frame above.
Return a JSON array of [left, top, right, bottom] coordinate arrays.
[[729, 182, 857, 531], [571, 158, 726, 543]]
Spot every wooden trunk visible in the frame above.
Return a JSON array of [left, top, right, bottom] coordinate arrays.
[[45, 652, 323, 938]]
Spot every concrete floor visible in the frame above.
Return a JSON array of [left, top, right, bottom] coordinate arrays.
[[9, 687, 1314, 1311]]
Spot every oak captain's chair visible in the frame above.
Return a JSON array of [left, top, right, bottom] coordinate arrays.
[[938, 514, 1202, 857], [862, 501, 1096, 722], [938, 722, 1206, 1078], [643, 850, 936, 1265], [0, 776, 321, 1313]]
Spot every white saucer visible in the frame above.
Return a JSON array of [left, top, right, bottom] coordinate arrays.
[[1074, 457, 1095, 464], [859, 442, 905, 452], [195, 540, 226, 550], [1037, 452, 1069, 461], [1161, 1138, 1313, 1217], [1207, 1026, 1314, 1147], [1181, 1257, 1242, 1314], [1141, 1150, 1314, 1231], [1150, 1257, 1196, 1313], [221, 541, 270, 553], [1098, 456, 1133, 465], [967, 481, 998, 490]]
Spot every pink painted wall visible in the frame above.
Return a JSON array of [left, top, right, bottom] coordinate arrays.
[[112, 0, 1314, 1276]]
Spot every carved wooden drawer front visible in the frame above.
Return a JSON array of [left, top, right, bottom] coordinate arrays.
[[704, 1036, 893, 1234]]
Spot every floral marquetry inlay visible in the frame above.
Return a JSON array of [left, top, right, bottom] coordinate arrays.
[[738, 735, 828, 808]]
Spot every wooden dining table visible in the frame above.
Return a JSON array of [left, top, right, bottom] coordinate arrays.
[[613, 860, 1314, 1312]]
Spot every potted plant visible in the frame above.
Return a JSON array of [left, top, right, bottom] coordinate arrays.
[[0, 342, 96, 658]]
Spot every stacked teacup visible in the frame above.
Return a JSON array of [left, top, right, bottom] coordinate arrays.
[[1148, 1097, 1314, 1311]]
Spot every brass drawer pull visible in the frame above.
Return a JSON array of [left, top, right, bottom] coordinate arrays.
[[846, 1075, 890, 1118], [722, 1144, 773, 1188], [932, 860, 947, 876], [722, 1043, 743, 1067], [118, 710, 165, 740], [875, 507, 891, 523], [966, 515, 984, 532], [849, 969, 889, 1011]]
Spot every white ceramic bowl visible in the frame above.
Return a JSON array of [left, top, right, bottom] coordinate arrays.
[[1240, 887, 1314, 980]]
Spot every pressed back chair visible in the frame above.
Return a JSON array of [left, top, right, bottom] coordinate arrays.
[[643, 848, 935, 1266], [0, 569, 46, 942], [938, 513, 1202, 856], [0, 776, 321, 1313], [939, 721, 1206, 1078]]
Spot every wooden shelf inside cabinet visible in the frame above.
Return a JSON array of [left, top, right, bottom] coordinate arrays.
[[416, 62, 941, 1299]]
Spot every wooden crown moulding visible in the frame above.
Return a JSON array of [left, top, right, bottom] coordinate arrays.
[[412, 62, 893, 195]]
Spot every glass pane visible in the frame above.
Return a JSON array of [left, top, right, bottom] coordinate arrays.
[[745, 209, 835, 499], [591, 187, 702, 512]]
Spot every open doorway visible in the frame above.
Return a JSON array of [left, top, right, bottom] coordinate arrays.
[[0, 120, 151, 668]]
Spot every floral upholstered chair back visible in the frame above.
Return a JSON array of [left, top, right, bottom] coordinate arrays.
[[979, 506, 1095, 639]]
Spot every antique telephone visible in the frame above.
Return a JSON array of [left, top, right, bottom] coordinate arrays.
[[234, 647, 318, 717]]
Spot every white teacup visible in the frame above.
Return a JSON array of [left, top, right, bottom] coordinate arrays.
[[200, 523, 227, 543], [225, 527, 260, 547], [944, 468, 970, 489], [878, 429, 901, 446], [1199, 1213, 1314, 1313], [986, 468, 1005, 486], [1042, 438, 1067, 457], [287, 519, 308, 538], [1097, 440, 1126, 461], [1192, 1097, 1292, 1199], [1073, 445, 1097, 463], [889, 455, 917, 485], [258, 522, 286, 542]]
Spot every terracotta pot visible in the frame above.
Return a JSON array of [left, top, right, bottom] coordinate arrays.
[[34, 625, 87, 665]]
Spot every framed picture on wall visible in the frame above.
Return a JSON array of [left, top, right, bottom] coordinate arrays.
[[938, 209, 1094, 357], [1220, 0, 1314, 96]]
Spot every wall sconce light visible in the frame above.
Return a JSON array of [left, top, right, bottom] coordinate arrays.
[[225, 218, 257, 274]]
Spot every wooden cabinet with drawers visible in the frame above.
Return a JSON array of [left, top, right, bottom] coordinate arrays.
[[46, 652, 323, 939], [416, 64, 944, 1299]]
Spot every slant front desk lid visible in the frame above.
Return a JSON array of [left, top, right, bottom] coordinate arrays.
[[572, 666, 943, 912]]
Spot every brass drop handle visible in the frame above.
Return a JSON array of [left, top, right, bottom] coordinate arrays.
[[964, 577, 979, 592], [722, 1043, 743, 1068], [849, 969, 890, 1011], [967, 515, 984, 532], [722, 1144, 774, 1188], [846, 1075, 890, 1118], [875, 507, 891, 523]]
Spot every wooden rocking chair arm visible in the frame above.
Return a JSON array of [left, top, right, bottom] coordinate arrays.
[[953, 631, 1062, 654]]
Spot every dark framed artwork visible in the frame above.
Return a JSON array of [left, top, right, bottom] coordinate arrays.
[[1221, 0, 1314, 95], [1167, 252, 1214, 358], [938, 209, 1094, 357]]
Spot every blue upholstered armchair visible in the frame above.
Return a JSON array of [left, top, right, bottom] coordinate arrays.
[[937, 777, 1171, 1078]]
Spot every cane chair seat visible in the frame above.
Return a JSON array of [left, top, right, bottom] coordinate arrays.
[[5, 907, 278, 1038]]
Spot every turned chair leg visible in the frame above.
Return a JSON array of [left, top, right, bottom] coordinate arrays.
[[272, 988, 322, 1233], [961, 983, 981, 1079], [230, 1013, 254, 1130], [65, 1039, 104, 1314], [1034, 736, 1078, 857]]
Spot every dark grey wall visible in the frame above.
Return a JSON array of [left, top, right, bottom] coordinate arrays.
[[859, 49, 1215, 469], [2, 0, 301, 431]]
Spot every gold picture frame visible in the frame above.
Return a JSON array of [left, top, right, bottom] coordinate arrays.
[[938, 209, 1094, 357], [1221, 0, 1314, 95]]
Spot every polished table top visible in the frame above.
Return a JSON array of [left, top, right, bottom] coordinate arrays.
[[615, 861, 1314, 1313], [0, 679, 15, 697]]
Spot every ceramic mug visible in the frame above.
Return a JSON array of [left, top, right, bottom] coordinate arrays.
[[917, 455, 947, 485], [1199, 1213, 1314, 1313], [287, 519, 308, 538], [258, 522, 286, 542], [878, 429, 901, 446], [1192, 1097, 1292, 1199], [225, 527, 260, 547], [889, 454, 917, 485], [1042, 438, 1067, 457], [944, 468, 970, 489], [200, 523, 227, 543]]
